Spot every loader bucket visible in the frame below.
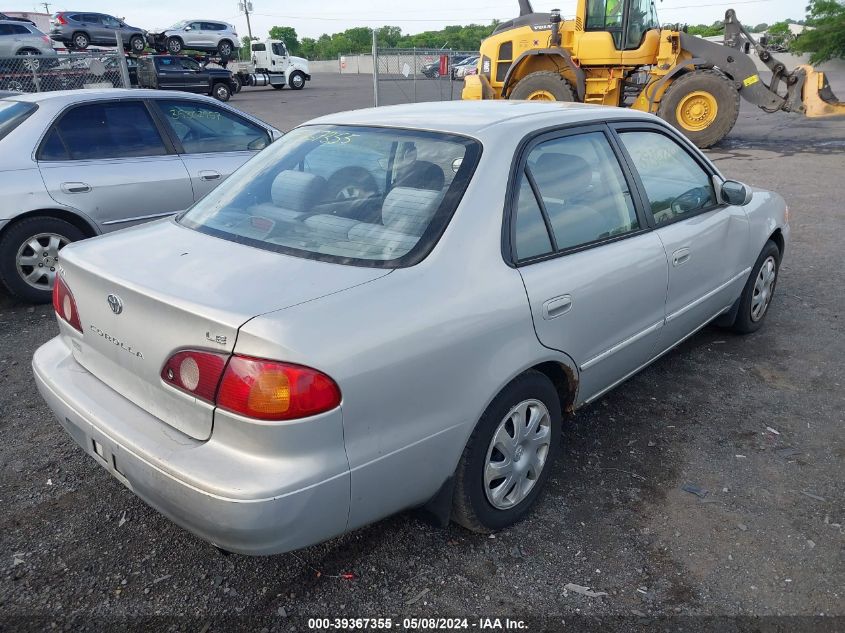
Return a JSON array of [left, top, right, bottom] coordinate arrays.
[[799, 65, 845, 118]]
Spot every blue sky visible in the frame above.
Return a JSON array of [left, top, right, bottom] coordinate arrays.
[[36, 0, 805, 39]]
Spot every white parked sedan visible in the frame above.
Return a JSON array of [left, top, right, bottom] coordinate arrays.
[[33, 101, 788, 555]]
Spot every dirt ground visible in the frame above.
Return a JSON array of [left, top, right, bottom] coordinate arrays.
[[1, 75, 843, 632]]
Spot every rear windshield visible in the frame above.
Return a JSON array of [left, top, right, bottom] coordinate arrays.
[[179, 125, 481, 267], [0, 101, 36, 142]]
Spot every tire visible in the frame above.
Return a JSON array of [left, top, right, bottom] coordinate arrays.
[[452, 370, 562, 532], [212, 82, 231, 102], [232, 74, 242, 93], [657, 69, 740, 149], [0, 217, 86, 304], [217, 40, 233, 58], [272, 84, 284, 90], [166, 37, 183, 55], [129, 35, 145, 54], [71, 32, 89, 50], [288, 70, 305, 90], [730, 240, 781, 334], [509, 71, 576, 102]]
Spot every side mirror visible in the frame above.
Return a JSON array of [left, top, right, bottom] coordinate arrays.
[[184, 26, 192, 31], [719, 179, 753, 206]]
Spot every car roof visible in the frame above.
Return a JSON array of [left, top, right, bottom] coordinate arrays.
[[3, 89, 220, 105], [306, 100, 659, 138]]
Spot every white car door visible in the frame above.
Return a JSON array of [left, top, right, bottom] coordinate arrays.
[[614, 125, 750, 349], [37, 99, 195, 231], [512, 126, 669, 404], [150, 98, 272, 201]]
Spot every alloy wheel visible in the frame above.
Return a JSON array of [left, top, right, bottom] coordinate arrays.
[[15, 232, 69, 291]]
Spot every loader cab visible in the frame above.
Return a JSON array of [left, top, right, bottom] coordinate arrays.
[[584, 0, 659, 50]]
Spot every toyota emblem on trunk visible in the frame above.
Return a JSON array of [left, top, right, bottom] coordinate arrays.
[[107, 294, 123, 315]]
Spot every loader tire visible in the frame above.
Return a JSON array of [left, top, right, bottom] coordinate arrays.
[[509, 71, 576, 102], [658, 70, 739, 148]]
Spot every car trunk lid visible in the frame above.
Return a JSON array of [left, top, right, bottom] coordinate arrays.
[[58, 219, 390, 440]]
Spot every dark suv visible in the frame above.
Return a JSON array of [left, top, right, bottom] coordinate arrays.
[[137, 55, 237, 101], [50, 12, 146, 53]]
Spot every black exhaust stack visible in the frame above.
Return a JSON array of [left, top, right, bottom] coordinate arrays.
[[550, 8, 562, 47]]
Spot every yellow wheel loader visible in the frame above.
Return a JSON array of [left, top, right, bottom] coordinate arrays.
[[462, 0, 845, 147]]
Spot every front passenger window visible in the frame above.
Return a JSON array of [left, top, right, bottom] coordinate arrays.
[[619, 131, 717, 225]]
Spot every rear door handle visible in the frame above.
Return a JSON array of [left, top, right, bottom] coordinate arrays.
[[199, 170, 221, 181], [542, 294, 573, 320], [60, 182, 91, 194], [672, 247, 691, 267]]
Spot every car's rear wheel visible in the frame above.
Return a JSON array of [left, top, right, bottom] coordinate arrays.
[[730, 240, 781, 334], [288, 70, 305, 90], [218, 40, 233, 58], [166, 37, 183, 54], [129, 35, 145, 54], [0, 217, 86, 303], [452, 370, 561, 532], [212, 81, 231, 102], [71, 32, 89, 50]]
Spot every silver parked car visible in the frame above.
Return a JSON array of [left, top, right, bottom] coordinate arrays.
[[147, 20, 239, 57], [0, 89, 280, 302], [33, 101, 788, 555], [0, 20, 57, 57]]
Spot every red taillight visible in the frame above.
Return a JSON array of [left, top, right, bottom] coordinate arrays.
[[161, 352, 341, 420], [52, 276, 82, 332], [56, 13, 67, 25], [161, 350, 228, 403], [218, 356, 341, 420]]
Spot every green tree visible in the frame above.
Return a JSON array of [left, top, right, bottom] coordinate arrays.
[[687, 20, 724, 37], [269, 26, 300, 55], [766, 21, 794, 50], [240, 35, 258, 60], [791, 0, 845, 63]]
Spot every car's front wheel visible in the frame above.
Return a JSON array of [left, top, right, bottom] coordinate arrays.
[[212, 81, 231, 101], [730, 239, 781, 334], [0, 217, 86, 304], [129, 35, 145, 54], [452, 370, 561, 532], [288, 71, 306, 90]]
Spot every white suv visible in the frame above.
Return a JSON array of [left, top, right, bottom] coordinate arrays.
[[147, 20, 239, 58]]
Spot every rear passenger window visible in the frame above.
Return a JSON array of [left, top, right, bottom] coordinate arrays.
[[619, 131, 717, 225], [155, 100, 270, 154], [38, 102, 167, 161], [513, 131, 639, 258], [513, 174, 552, 260]]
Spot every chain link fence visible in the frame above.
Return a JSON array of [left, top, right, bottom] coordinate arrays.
[[0, 51, 131, 93], [373, 48, 477, 106]]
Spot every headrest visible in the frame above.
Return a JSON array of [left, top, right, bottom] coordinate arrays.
[[396, 160, 445, 191], [532, 153, 593, 199], [271, 170, 327, 212], [381, 187, 443, 236]]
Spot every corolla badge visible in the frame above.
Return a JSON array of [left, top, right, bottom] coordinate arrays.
[[107, 294, 123, 315]]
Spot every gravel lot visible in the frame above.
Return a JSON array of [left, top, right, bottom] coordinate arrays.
[[1, 74, 844, 631]]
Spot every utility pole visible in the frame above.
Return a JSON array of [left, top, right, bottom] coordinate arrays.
[[40, 2, 51, 12], [238, 1, 254, 42]]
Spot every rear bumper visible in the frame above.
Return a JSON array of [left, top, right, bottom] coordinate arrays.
[[33, 336, 351, 555]]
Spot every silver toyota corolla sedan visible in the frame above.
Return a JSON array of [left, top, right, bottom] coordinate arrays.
[[33, 101, 788, 555]]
